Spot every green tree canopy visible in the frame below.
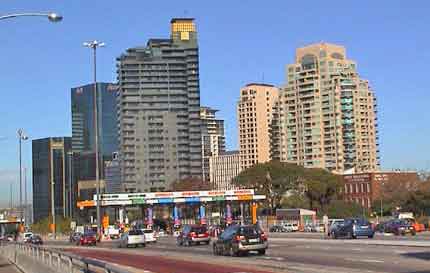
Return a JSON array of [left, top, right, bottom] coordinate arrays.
[[233, 161, 306, 212], [304, 168, 342, 212]]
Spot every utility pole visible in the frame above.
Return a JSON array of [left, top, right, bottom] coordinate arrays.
[[24, 167, 27, 228]]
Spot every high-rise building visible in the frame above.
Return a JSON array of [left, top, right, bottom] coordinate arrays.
[[105, 152, 121, 193], [200, 106, 225, 181], [275, 43, 379, 173], [209, 151, 241, 190], [71, 83, 119, 186], [237, 83, 279, 170], [117, 18, 202, 192], [32, 137, 72, 222]]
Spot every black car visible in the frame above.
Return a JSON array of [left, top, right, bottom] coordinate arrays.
[[213, 225, 268, 256], [332, 218, 374, 239], [69, 232, 82, 243], [269, 225, 286, 232], [176, 225, 210, 246], [384, 219, 416, 236], [29, 235, 43, 245]]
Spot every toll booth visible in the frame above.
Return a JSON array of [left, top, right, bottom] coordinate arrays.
[[77, 189, 265, 230]]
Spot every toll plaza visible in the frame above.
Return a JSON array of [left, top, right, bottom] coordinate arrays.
[[76, 189, 265, 228]]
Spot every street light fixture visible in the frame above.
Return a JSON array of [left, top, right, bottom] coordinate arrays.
[[17, 129, 28, 229], [83, 40, 105, 238], [0, 12, 62, 22]]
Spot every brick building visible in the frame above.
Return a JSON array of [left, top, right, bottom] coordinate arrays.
[[342, 171, 419, 209]]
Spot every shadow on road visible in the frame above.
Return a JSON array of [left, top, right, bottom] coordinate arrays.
[[401, 252, 430, 261]]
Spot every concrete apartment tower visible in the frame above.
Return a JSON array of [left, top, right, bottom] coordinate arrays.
[[238, 83, 279, 170], [274, 43, 379, 173], [117, 18, 202, 192], [200, 107, 226, 181]]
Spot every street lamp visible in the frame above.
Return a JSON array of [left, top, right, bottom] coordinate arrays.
[[83, 40, 105, 238], [17, 129, 28, 229], [0, 12, 62, 22]]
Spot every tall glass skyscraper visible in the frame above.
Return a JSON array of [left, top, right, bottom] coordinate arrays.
[[71, 83, 119, 192], [32, 137, 72, 222], [117, 18, 202, 192]]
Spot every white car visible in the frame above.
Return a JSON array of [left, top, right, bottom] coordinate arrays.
[[142, 229, 157, 243], [283, 223, 299, 232], [23, 232, 33, 242], [119, 230, 146, 248]]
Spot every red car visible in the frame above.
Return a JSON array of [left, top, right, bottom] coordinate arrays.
[[77, 232, 97, 246], [177, 225, 210, 246]]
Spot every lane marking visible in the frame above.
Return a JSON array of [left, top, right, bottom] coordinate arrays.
[[345, 258, 384, 263]]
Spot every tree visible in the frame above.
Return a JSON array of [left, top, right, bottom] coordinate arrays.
[[281, 193, 310, 209], [326, 200, 367, 219], [170, 177, 212, 191], [234, 161, 306, 212], [304, 168, 341, 213]]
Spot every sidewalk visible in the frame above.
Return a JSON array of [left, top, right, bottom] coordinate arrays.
[[0, 255, 20, 273]]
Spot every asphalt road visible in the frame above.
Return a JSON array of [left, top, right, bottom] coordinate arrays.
[[50, 235, 430, 273]]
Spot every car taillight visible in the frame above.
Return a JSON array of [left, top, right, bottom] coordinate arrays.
[[190, 232, 196, 238], [204, 232, 209, 237], [261, 232, 267, 241], [235, 235, 245, 242]]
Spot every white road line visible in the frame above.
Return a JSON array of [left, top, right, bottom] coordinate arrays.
[[345, 258, 384, 263]]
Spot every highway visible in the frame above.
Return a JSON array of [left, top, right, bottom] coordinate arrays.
[[46, 232, 430, 273]]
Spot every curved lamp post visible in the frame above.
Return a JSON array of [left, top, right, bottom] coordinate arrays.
[[0, 12, 62, 22]]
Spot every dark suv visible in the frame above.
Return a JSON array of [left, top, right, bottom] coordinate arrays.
[[213, 225, 268, 256], [332, 218, 374, 239], [384, 219, 416, 236], [177, 225, 210, 246]]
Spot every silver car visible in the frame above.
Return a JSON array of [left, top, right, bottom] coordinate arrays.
[[119, 230, 146, 248]]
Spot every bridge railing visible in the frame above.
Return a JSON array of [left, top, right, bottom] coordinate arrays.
[[0, 241, 133, 273]]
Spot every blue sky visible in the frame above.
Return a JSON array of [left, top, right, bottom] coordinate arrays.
[[1, 1, 429, 205]]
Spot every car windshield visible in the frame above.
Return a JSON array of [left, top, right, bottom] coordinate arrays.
[[32, 235, 41, 240], [191, 227, 207, 233], [239, 226, 259, 236], [353, 219, 370, 225], [143, 229, 153, 234], [84, 232, 95, 237], [129, 230, 143, 235]]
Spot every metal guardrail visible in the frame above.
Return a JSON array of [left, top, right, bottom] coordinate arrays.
[[0, 242, 134, 273]]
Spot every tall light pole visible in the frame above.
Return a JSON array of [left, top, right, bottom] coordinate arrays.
[[24, 167, 27, 227], [17, 129, 28, 229], [83, 40, 105, 237], [0, 12, 62, 22], [67, 151, 73, 218]]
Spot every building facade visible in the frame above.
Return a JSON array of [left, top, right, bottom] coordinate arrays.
[[71, 82, 119, 183], [342, 171, 419, 209], [200, 106, 225, 181], [209, 151, 241, 190], [104, 152, 121, 193], [275, 43, 379, 173], [32, 137, 72, 222], [238, 83, 279, 170], [117, 18, 202, 192]]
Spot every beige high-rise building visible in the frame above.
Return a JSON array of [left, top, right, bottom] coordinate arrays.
[[209, 151, 241, 190], [238, 83, 279, 169], [274, 43, 379, 173]]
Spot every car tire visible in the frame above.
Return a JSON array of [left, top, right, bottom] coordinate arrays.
[[229, 246, 237, 257], [213, 245, 219, 256], [368, 235, 374, 239], [411, 231, 416, 236], [142, 243, 146, 247], [258, 249, 266, 255]]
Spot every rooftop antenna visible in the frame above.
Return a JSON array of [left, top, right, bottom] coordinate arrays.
[[262, 72, 265, 83]]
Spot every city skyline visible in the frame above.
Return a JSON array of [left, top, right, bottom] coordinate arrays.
[[1, 1, 430, 204]]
